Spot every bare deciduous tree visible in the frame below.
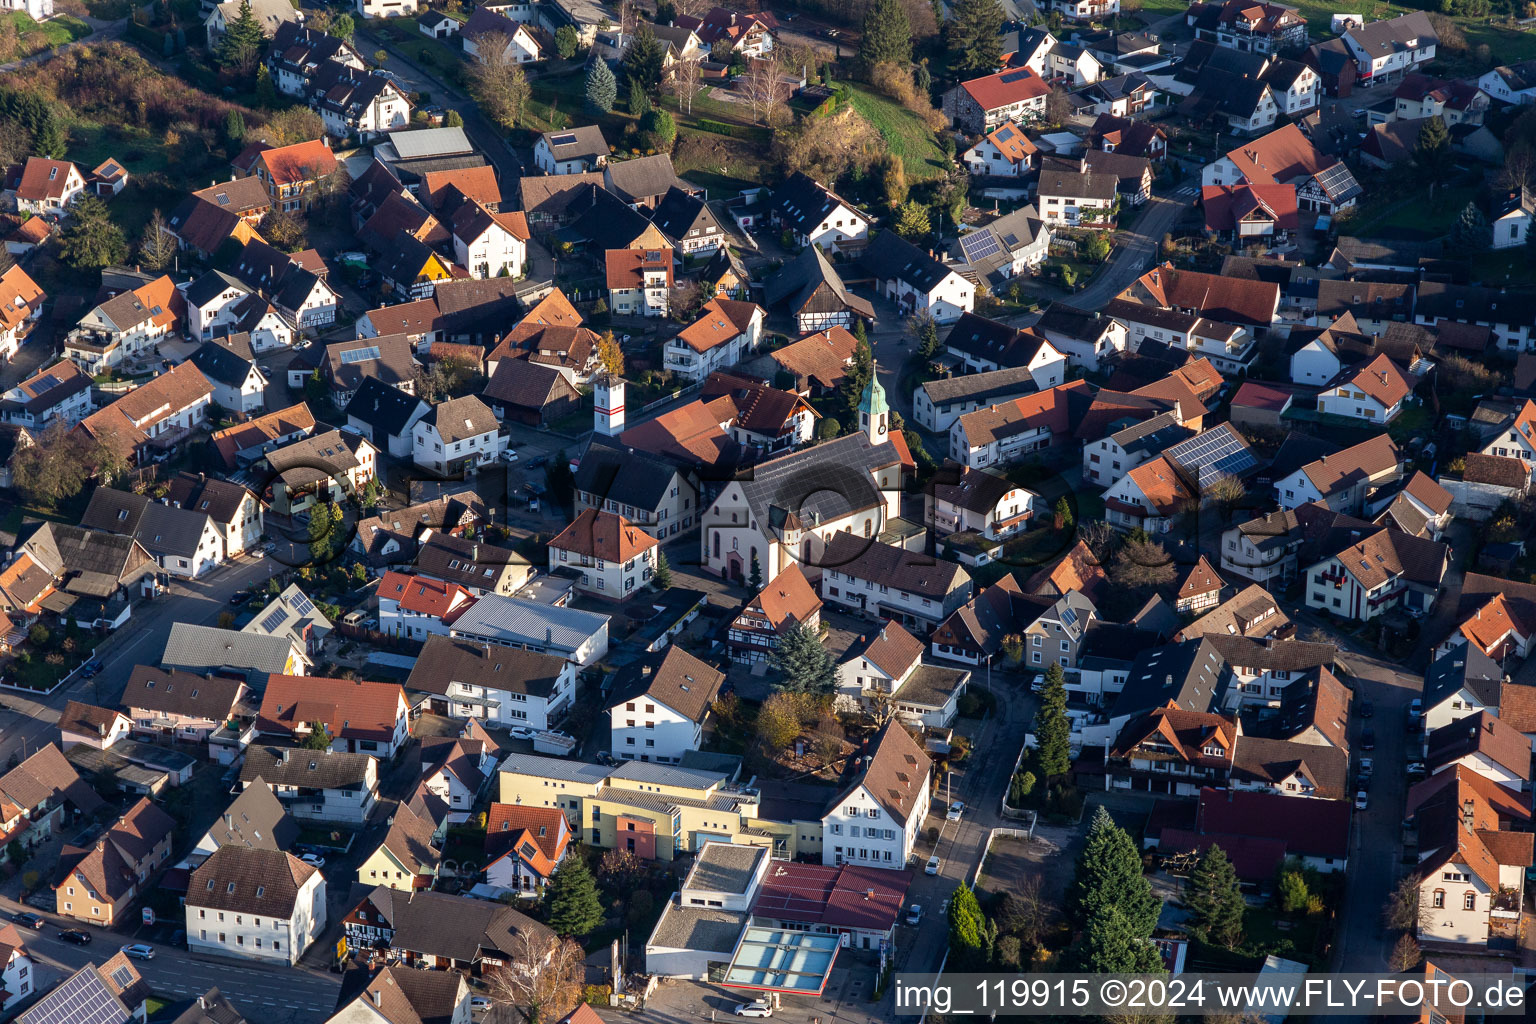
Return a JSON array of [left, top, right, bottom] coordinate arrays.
[[1391, 932, 1422, 972], [673, 55, 702, 117], [1382, 873, 1430, 932], [467, 33, 531, 132], [137, 209, 178, 271], [485, 932, 585, 1024], [996, 874, 1052, 947], [1111, 537, 1177, 589], [741, 57, 786, 126]]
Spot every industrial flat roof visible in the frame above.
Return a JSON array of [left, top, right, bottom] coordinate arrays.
[[722, 928, 840, 995]]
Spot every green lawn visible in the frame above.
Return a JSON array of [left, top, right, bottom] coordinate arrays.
[[843, 84, 949, 181], [1347, 183, 1478, 239], [1470, 247, 1536, 287], [0, 11, 92, 54]]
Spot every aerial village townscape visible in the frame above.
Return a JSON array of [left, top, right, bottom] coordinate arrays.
[[6, 0, 1536, 1019]]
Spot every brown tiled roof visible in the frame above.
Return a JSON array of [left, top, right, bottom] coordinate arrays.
[[0, 264, 43, 333], [78, 362, 213, 462], [1499, 680, 1536, 735], [608, 646, 725, 724], [377, 803, 442, 878], [1026, 539, 1109, 603], [258, 675, 405, 744], [1131, 263, 1279, 327], [848, 620, 924, 679], [1426, 710, 1533, 780], [253, 139, 337, 186], [822, 534, 970, 599], [1112, 705, 1236, 766], [485, 804, 568, 866], [0, 744, 102, 815], [211, 402, 316, 467], [418, 394, 497, 445], [832, 723, 931, 825], [194, 175, 273, 216], [1176, 584, 1289, 641], [549, 508, 658, 562], [1230, 735, 1348, 799], [1204, 636, 1335, 673], [1461, 453, 1528, 489], [1179, 556, 1223, 601], [675, 298, 762, 353], [187, 846, 317, 917], [122, 666, 245, 720], [1299, 433, 1400, 497], [1406, 763, 1532, 824], [769, 327, 859, 388], [1324, 527, 1446, 590], [58, 700, 127, 739], [745, 564, 821, 631], [422, 166, 502, 210]]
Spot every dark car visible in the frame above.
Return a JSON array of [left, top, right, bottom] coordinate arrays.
[[1360, 725, 1376, 750], [58, 929, 91, 945], [12, 913, 44, 929], [80, 659, 104, 678], [1357, 698, 1374, 718], [229, 592, 252, 606]]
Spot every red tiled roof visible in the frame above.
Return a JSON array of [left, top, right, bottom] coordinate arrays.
[[258, 675, 406, 744], [960, 67, 1051, 111], [549, 508, 659, 562], [255, 140, 338, 187], [1232, 381, 1292, 412]]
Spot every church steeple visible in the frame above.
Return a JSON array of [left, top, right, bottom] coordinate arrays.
[[859, 360, 889, 443]]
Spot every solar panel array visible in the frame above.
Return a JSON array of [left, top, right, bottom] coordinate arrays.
[[960, 229, 1003, 265], [339, 346, 382, 364], [1167, 426, 1258, 490], [30, 373, 61, 396], [19, 969, 129, 1024], [995, 125, 1015, 141], [1000, 69, 1031, 83], [288, 591, 315, 617], [258, 607, 288, 634]]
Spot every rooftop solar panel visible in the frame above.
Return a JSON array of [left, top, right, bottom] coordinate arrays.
[[18, 968, 129, 1024], [258, 607, 288, 634], [288, 591, 315, 616], [960, 230, 1003, 264], [339, 346, 382, 364], [1167, 425, 1258, 489]]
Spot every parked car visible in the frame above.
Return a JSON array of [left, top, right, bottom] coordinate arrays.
[[1406, 762, 1427, 780], [1357, 698, 1373, 718], [1408, 698, 1423, 720], [1354, 790, 1369, 811], [501, 449, 519, 463], [1360, 725, 1376, 750], [925, 855, 940, 875], [1030, 673, 1046, 693], [905, 904, 922, 925], [734, 1002, 773, 1018], [300, 853, 326, 868], [509, 726, 535, 740], [471, 996, 493, 1012], [229, 592, 251, 606], [527, 455, 549, 469], [79, 660, 103, 678], [529, 498, 540, 513], [57, 929, 91, 945], [945, 801, 964, 822], [11, 913, 42, 929], [120, 944, 154, 960]]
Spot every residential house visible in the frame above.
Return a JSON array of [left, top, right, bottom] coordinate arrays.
[[161, 623, 309, 684], [1033, 302, 1128, 373], [188, 340, 269, 416], [121, 666, 247, 745], [320, 335, 417, 403], [257, 675, 411, 757], [1342, 12, 1438, 87], [164, 472, 263, 560], [239, 139, 340, 212], [179, 780, 299, 871], [450, 201, 529, 280], [377, 570, 476, 641], [650, 186, 727, 256], [534, 126, 610, 174], [1089, 113, 1168, 160], [603, 154, 692, 210], [926, 465, 1035, 543], [58, 701, 133, 751], [1177, 583, 1291, 643], [14, 522, 156, 630], [858, 235, 971, 323], [1480, 60, 1536, 105], [573, 435, 698, 541], [415, 533, 535, 598], [607, 248, 673, 318], [447, 594, 611, 666], [64, 274, 186, 373], [185, 846, 326, 965], [768, 172, 870, 252], [914, 367, 1044, 435], [962, 121, 1038, 176], [53, 797, 175, 928], [1201, 123, 1362, 215], [0, 923, 34, 1014], [1080, 411, 1192, 489], [943, 67, 1052, 133], [230, 238, 339, 330], [0, 359, 92, 429], [0, 744, 103, 860], [1316, 352, 1413, 424], [948, 379, 1096, 469], [1151, 788, 1350, 878], [461, 8, 546, 63], [419, 731, 499, 823], [345, 378, 430, 459], [835, 619, 969, 727], [14, 960, 141, 1024], [0, 264, 43, 362], [606, 646, 725, 764], [411, 394, 502, 476], [665, 299, 765, 382], [357, 802, 442, 892], [1035, 167, 1119, 227], [675, 7, 773, 56], [407, 634, 577, 731], [1492, 187, 1533, 251], [343, 886, 554, 973], [261, 429, 378, 516], [1201, 183, 1298, 243], [1103, 455, 1199, 534], [483, 358, 582, 427], [819, 534, 974, 632], [1274, 434, 1402, 513], [239, 744, 379, 824], [954, 205, 1052, 283], [727, 564, 821, 664], [1209, 634, 1338, 708], [483, 804, 571, 897], [11, 157, 85, 215], [821, 723, 932, 869], [1415, 281, 1536, 352], [1106, 707, 1236, 796], [1410, 780, 1532, 947], [73, 362, 213, 466], [1395, 74, 1488, 125], [1422, 645, 1504, 736], [1186, 0, 1307, 54], [761, 246, 874, 333], [1426, 711, 1531, 792], [1303, 525, 1448, 621]]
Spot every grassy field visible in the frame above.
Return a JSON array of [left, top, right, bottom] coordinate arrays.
[[0, 11, 92, 55], [843, 83, 949, 181], [1140, 0, 1536, 63], [1345, 182, 1478, 238]]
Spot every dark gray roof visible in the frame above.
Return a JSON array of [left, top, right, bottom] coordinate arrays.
[[649, 185, 720, 243], [733, 431, 907, 538], [168, 987, 247, 1024], [762, 245, 873, 320], [189, 340, 261, 389], [1424, 645, 1503, 711], [240, 744, 375, 790], [574, 434, 686, 511], [1345, 11, 1438, 61], [769, 172, 861, 235], [604, 153, 687, 204], [200, 779, 301, 856], [1111, 638, 1230, 720], [821, 534, 968, 599], [345, 377, 428, 440], [186, 270, 249, 309], [406, 635, 568, 700], [1037, 168, 1119, 203], [539, 124, 609, 162], [566, 182, 657, 250], [163, 623, 297, 676], [920, 365, 1038, 405], [860, 233, 957, 293], [359, 886, 555, 962]]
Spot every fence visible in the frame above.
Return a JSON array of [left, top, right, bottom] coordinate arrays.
[[335, 623, 423, 654]]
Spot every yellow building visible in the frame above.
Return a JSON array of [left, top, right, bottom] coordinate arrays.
[[498, 754, 774, 862]]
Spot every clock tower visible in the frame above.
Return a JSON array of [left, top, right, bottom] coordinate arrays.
[[858, 360, 889, 444]]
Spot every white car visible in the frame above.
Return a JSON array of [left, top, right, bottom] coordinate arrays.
[[1030, 673, 1046, 693], [1354, 790, 1369, 811], [471, 996, 493, 1012], [300, 853, 326, 868], [925, 855, 941, 875], [734, 1002, 773, 1018], [510, 726, 535, 740], [501, 449, 519, 463], [946, 801, 964, 822], [906, 904, 923, 925]]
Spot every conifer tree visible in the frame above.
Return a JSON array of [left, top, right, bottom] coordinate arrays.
[[948, 0, 1005, 75], [1064, 905, 1165, 973], [585, 58, 617, 114], [859, 0, 911, 72], [652, 550, 672, 590], [1033, 662, 1071, 779], [1186, 844, 1245, 949], [1067, 806, 1160, 936], [545, 849, 604, 936], [215, 0, 265, 76], [769, 622, 837, 695]]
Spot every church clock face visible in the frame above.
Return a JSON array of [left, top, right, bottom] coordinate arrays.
[[877, 420, 888, 435]]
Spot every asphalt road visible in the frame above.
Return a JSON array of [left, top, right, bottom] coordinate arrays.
[[2, 915, 339, 1023]]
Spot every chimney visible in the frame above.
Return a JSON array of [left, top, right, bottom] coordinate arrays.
[[642, 665, 652, 677], [472, 544, 479, 562], [1463, 798, 1475, 831], [372, 990, 382, 1007]]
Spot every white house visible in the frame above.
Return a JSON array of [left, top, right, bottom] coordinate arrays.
[[821, 723, 932, 869], [378, 571, 476, 641], [955, 206, 1052, 281], [0, 923, 35, 1013], [11, 158, 86, 216], [355, 0, 418, 17], [861, 234, 973, 324], [534, 126, 610, 175], [189, 341, 269, 416], [483, 804, 572, 898], [1316, 353, 1412, 424], [1303, 526, 1446, 622], [1493, 187, 1534, 251], [1426, 712, 1531, 793], [0, 264, 46, 365], [1479, 61, 1536, 106], [1080, 411, 1187, 489], [1274, 434, 1401, 513], [185, 846, 326, 966], [1480, 399, 1536, 471], [1422, 645, 1503, 737], [1036, 168, 1119, 227], [186, 271, 253, 341], [928, 466, 1036, 542], [834, 620, 971, 729], [664, 298, 765, 382], [408, 634, 578, 732], [412, 395, 503, 475], [606, 646, 724, 764], [1342, 11, 1437, 86], [451, 201, 529, 280], [548, 508, 659, 601], [1102, 454, 1198, 534], [768, 172, 870, 252], [961, 121, 1036, 177], [449, 594, 611, 667], [819, 533, 974, 631], [240, 745, 380, 824]]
